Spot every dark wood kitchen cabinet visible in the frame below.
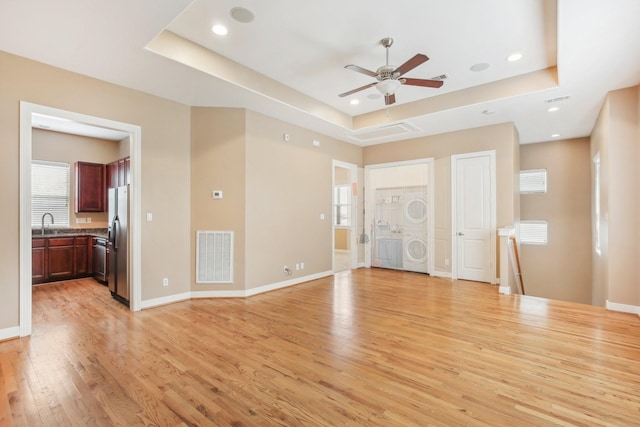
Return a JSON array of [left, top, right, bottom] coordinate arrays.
[[32, 238, 47, 282], [48, 237, 75, 281], [32, 236, 94, 284], [75, 236, 90, 276], [76, 161, 105, 212], [106, 156, 130, 189]]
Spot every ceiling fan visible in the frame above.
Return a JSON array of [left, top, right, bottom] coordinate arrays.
[[339, 37, 443, 105]]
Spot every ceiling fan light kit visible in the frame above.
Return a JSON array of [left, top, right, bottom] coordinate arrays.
[[339, 37, 443, 105]]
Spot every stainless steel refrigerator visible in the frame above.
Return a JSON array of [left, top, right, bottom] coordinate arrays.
[[107, 185, 130, 305]]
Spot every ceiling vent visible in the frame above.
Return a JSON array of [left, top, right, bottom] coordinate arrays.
[[349, 122, 421, 143], [544, 95, 571, 104]]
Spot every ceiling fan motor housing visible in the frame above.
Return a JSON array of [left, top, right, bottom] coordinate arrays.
[[376, 65, 397, 81]]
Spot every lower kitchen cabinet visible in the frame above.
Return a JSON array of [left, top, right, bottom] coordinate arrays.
[[32, 236, 95, 284], [32, 238, 47, 282], [48, 237, 75, 281]]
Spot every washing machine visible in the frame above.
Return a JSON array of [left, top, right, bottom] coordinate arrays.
[[403, 233, 429, 273]]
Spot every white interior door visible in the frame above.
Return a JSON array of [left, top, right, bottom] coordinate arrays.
[[452, 152, 495, 282]]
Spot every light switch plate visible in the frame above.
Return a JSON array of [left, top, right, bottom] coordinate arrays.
[[146, 212, 153, 221], [212, 190, 223, 199]]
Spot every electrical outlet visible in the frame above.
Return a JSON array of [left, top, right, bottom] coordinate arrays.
[[295, 263, 300, 270], [301, 262, 305, 270], [86, 217, 92, 223], [162, 277, 169, 287], [445, 258, 450, 266]]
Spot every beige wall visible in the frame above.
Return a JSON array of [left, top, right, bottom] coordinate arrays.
[[590, 85, 640, 308], [244, 110, 362, 289], [190, 108, 362, 292], [520, 138, 592, 304], [334, 228, 349, 250], [190, 107, 247, 291], [0, 50, 191, 331], [32, 129, 120, 229], [364, 122, 520, 277]]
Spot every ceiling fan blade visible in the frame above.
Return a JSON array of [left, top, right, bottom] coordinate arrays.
[[394, 54, 429, 77], [339, 82, 377, 97], [385, 94, 396, 105], [345, 64, 378, 78], [401, 78, 444, 88]]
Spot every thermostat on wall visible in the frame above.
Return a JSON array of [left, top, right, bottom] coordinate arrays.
[[212, 190, 223, 199]]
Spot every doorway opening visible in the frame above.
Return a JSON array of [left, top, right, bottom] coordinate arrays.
[[332, 161, 358, 272], [19, 102, 142, 337], [364, 159, 434, 274]]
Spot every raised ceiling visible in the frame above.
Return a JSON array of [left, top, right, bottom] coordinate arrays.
[[1, 0, 639, 145]]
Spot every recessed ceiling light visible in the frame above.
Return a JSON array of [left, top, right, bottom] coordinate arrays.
[[211, 24, 228, 36], [350, 99, 360, 105], [482, 109, 495, 115], [552, 133, 561, 138], [547, 106, 560, 112], [470, 63, 490, 72], [230, 7, 255, 23], [506, 52, 523, 62]]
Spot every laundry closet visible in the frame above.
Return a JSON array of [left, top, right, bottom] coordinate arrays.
[[365, 161, 433, 274]]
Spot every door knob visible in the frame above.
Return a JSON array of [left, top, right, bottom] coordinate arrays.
[[457, 232, 464, 236]]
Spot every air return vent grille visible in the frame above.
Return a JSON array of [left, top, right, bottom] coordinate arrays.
[[544, 95, 571, 104], [196, 231, 233, 283], [349, 122, 421, 143]]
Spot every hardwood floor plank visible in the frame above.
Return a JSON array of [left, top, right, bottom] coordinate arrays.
[[2, 271, 640, 425]]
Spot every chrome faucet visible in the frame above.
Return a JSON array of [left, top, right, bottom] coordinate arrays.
[[41, 212, 54, 235]]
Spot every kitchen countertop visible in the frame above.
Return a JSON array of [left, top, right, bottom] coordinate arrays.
[[32, 228, 108, 239]]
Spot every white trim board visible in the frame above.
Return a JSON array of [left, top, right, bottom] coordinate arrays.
[[0, 327, 21, 342], [606, 300, 640, 315], [19, 102, 143, 337], [141, 271, 334, 310]]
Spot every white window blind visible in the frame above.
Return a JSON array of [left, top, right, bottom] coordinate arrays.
[[520, 220, 548, 245], [32, 161, 70, 227], [520, 169, 547, 193]]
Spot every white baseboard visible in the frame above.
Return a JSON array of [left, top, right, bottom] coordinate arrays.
[[188, 270, 335, 300], [0, 326, 20, 341], [498, 286, 512, 295], [140, 292, 191, 310], [432, 271, 452, 279], [606, 300, 640, 315]]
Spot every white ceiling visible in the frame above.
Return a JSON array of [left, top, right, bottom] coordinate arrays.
[[2, 0, 639, 145]]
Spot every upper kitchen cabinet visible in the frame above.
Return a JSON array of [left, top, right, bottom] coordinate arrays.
[[75, 161, 105, 212], [106, 156, 130, 188]]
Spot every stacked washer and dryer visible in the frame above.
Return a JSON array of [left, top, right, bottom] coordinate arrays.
[[373, 185, 429, 274], [402, 187, 429, 273]]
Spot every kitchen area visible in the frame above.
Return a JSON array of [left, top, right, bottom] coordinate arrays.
[[31, 124, 131, 306]]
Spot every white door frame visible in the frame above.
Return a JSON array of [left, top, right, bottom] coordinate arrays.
[[364, 158, 435, 274], [19, 102, 142, 336], [332, 160, 358, 271], [451, 150, 497, 283]]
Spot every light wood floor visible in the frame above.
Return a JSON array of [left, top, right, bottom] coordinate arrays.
[[2, 270, 640, 426]]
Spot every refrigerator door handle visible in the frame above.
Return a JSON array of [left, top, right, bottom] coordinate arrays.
[[113, 217, 120, 250], [108, 216, 116, 245]]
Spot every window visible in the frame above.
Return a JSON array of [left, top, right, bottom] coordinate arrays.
[[520, 220, 548, 245], [334, 184, 351, 226], [520, 169, 547, 193], [32, 161, 70, 227]]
